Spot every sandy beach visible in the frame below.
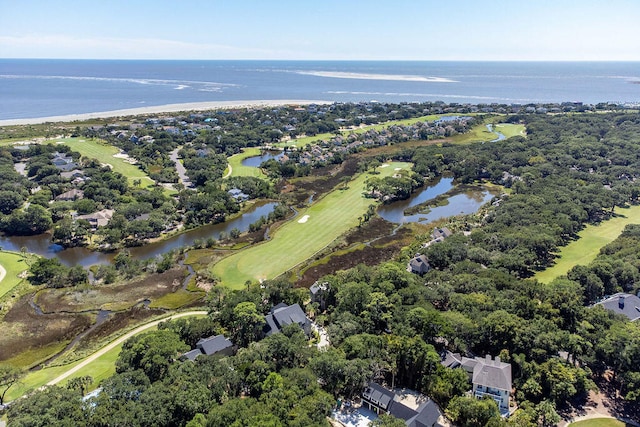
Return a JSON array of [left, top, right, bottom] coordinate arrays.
[[0, 99, 331, 126]]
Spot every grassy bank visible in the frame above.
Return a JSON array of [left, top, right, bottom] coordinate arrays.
[[211, 162, 411, 288], [536, 204, 640, 283], [0, 251, 29, 299], [227, 147, 267, 178]]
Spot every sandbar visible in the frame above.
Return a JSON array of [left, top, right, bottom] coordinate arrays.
[[0, 99, 331, 126]]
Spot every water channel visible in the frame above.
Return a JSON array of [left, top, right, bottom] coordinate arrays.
[[0, 201, 277, 267]]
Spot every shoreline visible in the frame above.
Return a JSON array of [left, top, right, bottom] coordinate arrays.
[[0, 99, 332, 126]]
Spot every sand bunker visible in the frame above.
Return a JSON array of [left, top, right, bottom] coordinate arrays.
[[298, 215, 310, 223], [380, 164, 390, 168]]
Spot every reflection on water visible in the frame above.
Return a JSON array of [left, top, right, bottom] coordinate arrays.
[[241, 152, 284, 167], [377, 177, 494, 224], [0, 202, 277, 267]]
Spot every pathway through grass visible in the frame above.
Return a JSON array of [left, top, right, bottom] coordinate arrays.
[[211, 162, 411, 288], [6, 311, 207, 401]]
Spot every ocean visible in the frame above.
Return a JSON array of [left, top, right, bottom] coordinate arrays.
[[1, 59, 640, 120]]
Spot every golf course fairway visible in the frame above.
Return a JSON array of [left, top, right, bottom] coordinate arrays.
[[211, 162, 411, 288]]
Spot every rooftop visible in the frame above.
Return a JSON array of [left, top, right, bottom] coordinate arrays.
[[595, 293, 640, 321]]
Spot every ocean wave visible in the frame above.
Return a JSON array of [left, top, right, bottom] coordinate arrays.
[[326, 90, 533, 102], [294, 70, 457, 83], [0, 74, 237, 89]]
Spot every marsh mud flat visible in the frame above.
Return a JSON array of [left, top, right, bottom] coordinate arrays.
[[297, 178, 498, 286]]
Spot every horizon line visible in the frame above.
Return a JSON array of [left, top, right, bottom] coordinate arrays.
[[2, 57, 640, 63]]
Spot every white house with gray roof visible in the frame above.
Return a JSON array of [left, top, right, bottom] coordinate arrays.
[[442, 352, 512, 415]]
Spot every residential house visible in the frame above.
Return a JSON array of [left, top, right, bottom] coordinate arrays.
[[444, 353, 512, 415], [76, 209, 115, 230], [361, 382, 446, 427], [595, 292, 640, 321], [309, 281, 330, 311], [407, 254, 430, 275], [60, 169, 85, 180], [55, 189, 84, 202], [431, 227, 452, 242], [51, 153, 78, 172], [181, 334, 234, 362], [263, 303, 311, 337], [228, 188, 249, 202]]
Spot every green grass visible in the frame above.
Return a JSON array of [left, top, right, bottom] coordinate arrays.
[[6, 361, 74, 400], [227, 147, 268, 178], [55, 137, 156, 188], [536, 204, 640, 283], [148, 289, 205, 309], [211, 162, 411, 288], [0, 251, 29, 298], [450, 118, 526, 144], [3, 341, 70, 370], [494, 123, 526, 139], [569, 418, 626, 427]]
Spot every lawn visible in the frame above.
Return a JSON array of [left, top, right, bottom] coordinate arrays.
[[450, 119, 526, 144], [494, 123, 526, 139], [211, 162, 411, 288], [536, 204, 640, 283], [227, 147, 268, 178], [55, 137, 156, 188], [569, 418, 626, 427], [0, 251, 29, 299]]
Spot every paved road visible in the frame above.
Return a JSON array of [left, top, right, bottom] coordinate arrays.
[[47, 310, 208, 386], [169, 148, 193, 188]]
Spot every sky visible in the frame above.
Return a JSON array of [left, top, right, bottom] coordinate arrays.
[[1, 0, 639, 61]]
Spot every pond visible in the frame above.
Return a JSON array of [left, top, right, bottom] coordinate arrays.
[[377, 177, 495, 224], [0, 201, 277, 267], [241, 151, 284, 167]]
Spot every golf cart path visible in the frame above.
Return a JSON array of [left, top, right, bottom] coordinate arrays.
[[47, 310, 207, 386]]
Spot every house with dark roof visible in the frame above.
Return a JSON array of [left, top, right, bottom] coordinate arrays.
[[361, 382, 445, 427], [196, 334, 234, 356], [181, 334, 234, 362], [310, 281, 330, 311], [51, 153, 78, 171], [595, 292, 640, 321], [431, 227, 452, 241], [407, 254, 430, 275], [263, 303, 311, 337]]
